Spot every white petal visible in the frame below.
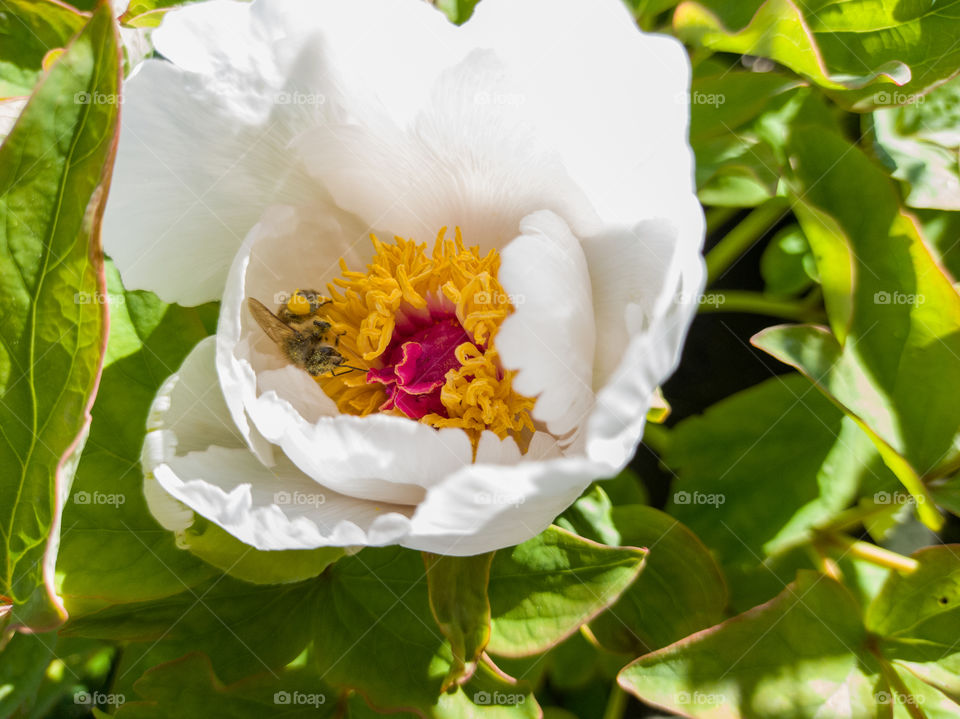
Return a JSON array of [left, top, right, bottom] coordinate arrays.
[[497, 211, 596, 437], [218, 203, 476, 504], [465, 0, 695, 228], [582, 205, 704, 389], [583, 210, 705, 470], [104, 0, 458, 305], [295, 48, 599, 248], [404, 432, 599, 555], [145, 336, 414, 550], [0, 97, 27, 143], [103, 59, 321, 305]]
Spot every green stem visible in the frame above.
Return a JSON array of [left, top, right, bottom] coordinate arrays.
[[815, 532, 919, 573], [602, 684, 629, 719], [704, 205, 740, 236], [698, 290, 824, 322], [818, 501, 897, 534], [705, 197, 789, 286]]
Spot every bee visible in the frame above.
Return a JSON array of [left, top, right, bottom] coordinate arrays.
[[247, 291, 362, 378]]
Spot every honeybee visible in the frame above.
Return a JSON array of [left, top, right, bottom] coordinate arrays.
[[247, 291, 361, 378]]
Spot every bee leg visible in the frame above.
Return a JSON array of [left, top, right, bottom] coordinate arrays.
[[334, 330, 346, 347], [328, 366, 356, 377]]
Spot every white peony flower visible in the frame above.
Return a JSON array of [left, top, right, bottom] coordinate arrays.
[[104, 0, 705, 556]]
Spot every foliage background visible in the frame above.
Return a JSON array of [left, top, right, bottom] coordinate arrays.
[[1, 0, 959, 717]]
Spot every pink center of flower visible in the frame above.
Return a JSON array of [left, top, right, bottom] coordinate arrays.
[[366, 314, 470, 420]]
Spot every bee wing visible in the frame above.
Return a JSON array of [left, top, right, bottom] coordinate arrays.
[[247, 298, 296, 345]]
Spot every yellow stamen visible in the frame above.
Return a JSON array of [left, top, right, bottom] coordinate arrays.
[[313, 228, 535, 450]]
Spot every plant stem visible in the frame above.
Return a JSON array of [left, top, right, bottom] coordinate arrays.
[[698, 290, 824, 322], [705, 197, 789, 286], [602, 685, 629, 719], [816, 532, 919, 573], [704, 205, 740, 236]]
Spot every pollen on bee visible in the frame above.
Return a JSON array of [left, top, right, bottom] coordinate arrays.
[[286, 289, 313, 316]]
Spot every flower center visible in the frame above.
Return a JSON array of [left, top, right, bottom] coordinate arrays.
[[292, 229, 534, 448]]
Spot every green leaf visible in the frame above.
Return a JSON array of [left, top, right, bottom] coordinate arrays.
[[0, 0, 86, 97], [433, 660, 539, 719], [917, 209, 960, 281], [674, 0, 960, 111], [62, 575, 316, 683], [486, 526, 646, 658], [0, 630, 63, 717], [868, 545, 960, 638], [112, 652, 337, 719], [424, 552, 494, 689], [0, 633, 115, 718], [588, 505, 727, 655], [689, 60, 803, 206], [664, 374, 886, 576], [178, 515, 344, 586], [435, 0, 480, 25], [868, 545, 960, 706], [754, 125, 960, 525], [0, 1, 118, 630], [311, 547, 453, 713], [57, 263, 218, 611], [760, 225, 816, 298], [870, 76, 960, 211], [555, 484, 621, 546], [619, 572, 887, 718]]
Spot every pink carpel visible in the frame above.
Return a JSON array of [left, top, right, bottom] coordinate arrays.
[[367, 316, 470, 420]]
